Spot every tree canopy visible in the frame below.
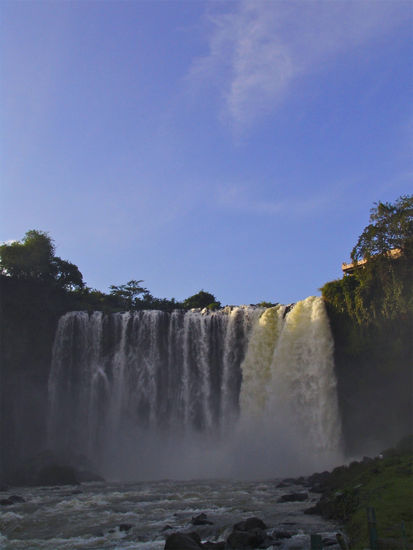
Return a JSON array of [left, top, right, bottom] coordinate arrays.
[[182, 290, 221, 310], [351, 195, 413, 262], [0, 230, 84, 291]]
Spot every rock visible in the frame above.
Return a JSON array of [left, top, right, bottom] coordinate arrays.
[[233, 517, 267, 531], [0, 495, 25, 505], [37, 464, 79, 486], [119, 523, 132, 532], [191, 513, 214, 525], [273, 531, 292, 539], [75, 469, 105, 482], [10, 450, 104, 487], [164, 532, 203, 550], [162, 525, 173, 532], [202, 542, 225, 550], [277, 492, 308, 503], [226, 528, 267, 549]]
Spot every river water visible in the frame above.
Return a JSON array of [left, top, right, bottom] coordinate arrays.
[[0, 478, 342, 550]]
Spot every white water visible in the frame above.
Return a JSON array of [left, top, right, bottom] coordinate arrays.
[[0, 479, 343, 549], [48, 297, 342, 480]]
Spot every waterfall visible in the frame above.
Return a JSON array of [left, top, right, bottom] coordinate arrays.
[[48, 298, 342, 479]]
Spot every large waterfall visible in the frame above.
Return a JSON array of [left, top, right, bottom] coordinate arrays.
[[48, 297, 343, 479]]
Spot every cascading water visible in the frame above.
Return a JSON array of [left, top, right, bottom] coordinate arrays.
[[48, 297, 342, 479]]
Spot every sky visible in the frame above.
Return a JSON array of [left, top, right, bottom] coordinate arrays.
[[1, 0, 412, 306]]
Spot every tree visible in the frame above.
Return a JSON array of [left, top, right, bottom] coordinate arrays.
[[0, 229, 84, 291], [109, 280, 150, 309], [351, 195, 413, 263], [182, 290, 221, 310], [0, 230, 55, 280]]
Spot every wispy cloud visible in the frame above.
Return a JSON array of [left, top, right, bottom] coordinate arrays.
[[216, 183, 330, 217], [189, 0, 409, 130]]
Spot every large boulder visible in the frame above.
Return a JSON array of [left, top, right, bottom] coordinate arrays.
[[192, 513, 214, 526], [226, 517, 270, 549], [226, 529, 267, 549], [37, 464, 79, 486], [164, 532, 203, 550], [10, 450, 104, 487], [233, 518, 267, 532]]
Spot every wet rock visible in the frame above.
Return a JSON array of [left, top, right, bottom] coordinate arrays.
[[233, 517, 267, 531], [226, 528, 267, 549], [119, 523, 132, 532], [164, 532, 203, 550], [37, 464, 80, 486], [0, 494, 25, 505], [192, 513, 214, 525], [76, 469, 104, 482], [273, 531, 292, 539], [10, 450, 104, 487], [277, 492, 308, 503], [202, 542, 225, 550]]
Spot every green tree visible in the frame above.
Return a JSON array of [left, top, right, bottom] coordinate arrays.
[[109, 279, 150, 309], [351, 195, 413, 262], [0, 229, 84, 291], [0, 230, 54, 280], [182, 290, 220, 310]]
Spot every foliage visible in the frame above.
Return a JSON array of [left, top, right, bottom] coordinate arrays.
[[256, 301, 278, 308], [0, 230, 84, 291], [351, 194, 413, 262], [182, 290, 221, 310], [321, 196, 413, 455], [322, 195, 413, 326], [109, 280, 150, 310], [314, 441, 413, 549]]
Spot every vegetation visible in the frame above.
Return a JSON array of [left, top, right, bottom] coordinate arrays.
[[0, 230, 221, 313], [0, 230, 83, 291], [321, 195, 413, 454], [310, 436, 413, 550], [351, 195, 413, 262]]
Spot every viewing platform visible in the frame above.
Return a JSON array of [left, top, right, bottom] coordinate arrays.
[[342, 248, 402, 274]]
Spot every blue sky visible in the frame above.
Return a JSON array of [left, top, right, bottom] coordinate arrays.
[[1, 0, 412, 305]]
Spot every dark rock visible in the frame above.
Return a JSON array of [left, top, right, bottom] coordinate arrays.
[[164, 532, 203, 550], [277, 492, 308, 503], [273, 531, 292, 539], [119, 523, 132, 532], [0, 495, 25, 506], [10, 450, 104, 487], [37, 464, 79, 486], [226, 528, 267, 549], [75, 469, 105, 482], [202, 542, 225, 550], [233, 517, 267, 531], [192, 513, 214, 525], [8, 495, 25, 503], [304, 504, 321, 515]]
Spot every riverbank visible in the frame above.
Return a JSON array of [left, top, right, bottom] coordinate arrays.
[[303, 436, 413, 549]]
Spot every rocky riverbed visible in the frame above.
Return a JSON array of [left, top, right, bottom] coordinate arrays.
[[0, 476, 344, 549]]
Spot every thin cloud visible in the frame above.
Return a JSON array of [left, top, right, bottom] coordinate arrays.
[[216, 184, 329, 216], [189, 0, 410, 130]]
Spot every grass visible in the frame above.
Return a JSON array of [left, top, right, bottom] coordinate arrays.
[[312, 437, 413, 549]]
